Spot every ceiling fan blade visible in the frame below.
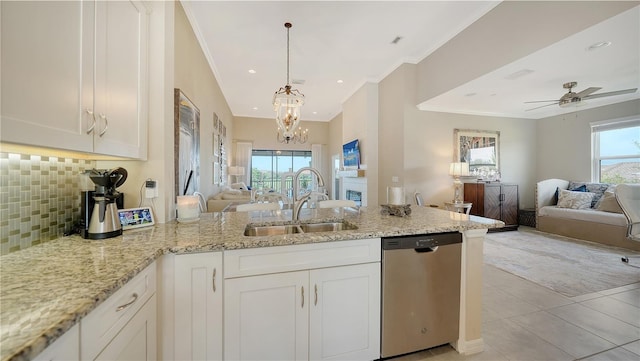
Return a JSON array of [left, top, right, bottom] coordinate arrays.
[[526, 102, 559, 111], [575, 87, 601, 97], [583, 88, 637, 100], [524, 100, 559, 104]]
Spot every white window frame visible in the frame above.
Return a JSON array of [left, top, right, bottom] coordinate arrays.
[[591, 116, 640, 182]]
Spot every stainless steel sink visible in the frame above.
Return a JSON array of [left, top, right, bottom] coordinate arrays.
[[244, 221, 357, 236], [300, 221, 358, 233], [243, 224, 303, 236]]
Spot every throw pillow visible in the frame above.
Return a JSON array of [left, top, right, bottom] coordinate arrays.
[[570, 185, 587, 192], [595, 187, 623, 213], [556, 189, 596, 210], [568, 181, 610, 208]]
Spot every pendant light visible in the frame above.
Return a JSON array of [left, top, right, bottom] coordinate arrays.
[[273, 22, 306, 144]]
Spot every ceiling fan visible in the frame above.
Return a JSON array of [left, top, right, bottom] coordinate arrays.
[[525, 81, 637, 111]]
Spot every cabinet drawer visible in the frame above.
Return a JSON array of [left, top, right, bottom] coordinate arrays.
[[224, 238, 381, 278], [81, 262, 156, 360]]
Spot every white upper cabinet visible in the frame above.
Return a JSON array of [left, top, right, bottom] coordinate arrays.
[[0, 1, 148, 159]]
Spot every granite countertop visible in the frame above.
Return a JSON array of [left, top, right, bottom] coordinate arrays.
[[0, 206, 503, 361]]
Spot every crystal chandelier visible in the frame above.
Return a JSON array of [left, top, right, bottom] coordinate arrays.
[[273, 22, 306, 144], [277, 126, 308, 144]]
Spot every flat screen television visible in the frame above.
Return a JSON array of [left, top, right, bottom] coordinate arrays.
[[342, 139, 360, 169]]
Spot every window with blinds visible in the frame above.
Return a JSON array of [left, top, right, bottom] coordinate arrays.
[[591, 117, 640, 183]]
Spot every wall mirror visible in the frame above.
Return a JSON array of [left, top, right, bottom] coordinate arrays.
[[174, 89, 200, 198], [454, 129, 500, 172]]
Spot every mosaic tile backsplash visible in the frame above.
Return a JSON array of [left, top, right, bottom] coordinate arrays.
[[0, 152, 96, 255]]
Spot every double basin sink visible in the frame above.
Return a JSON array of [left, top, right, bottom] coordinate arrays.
[[244, 221, 358, 236]]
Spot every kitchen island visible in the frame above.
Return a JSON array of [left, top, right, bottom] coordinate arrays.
[[0, 206, 503, 361]]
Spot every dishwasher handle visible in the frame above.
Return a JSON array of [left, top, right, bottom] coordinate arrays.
[[414, 246, 438, 253]]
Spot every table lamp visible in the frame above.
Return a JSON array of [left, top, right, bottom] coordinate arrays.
[[229, 166, 245, 184], [449, 162, 469, 204]]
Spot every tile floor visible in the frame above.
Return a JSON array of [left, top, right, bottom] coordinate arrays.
[[392, 253, 640, 361]]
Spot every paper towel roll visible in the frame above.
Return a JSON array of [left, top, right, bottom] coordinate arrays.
[[387, 187, 404, 205]]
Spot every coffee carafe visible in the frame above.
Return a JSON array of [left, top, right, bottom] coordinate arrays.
[[87, 168, 128, 239]]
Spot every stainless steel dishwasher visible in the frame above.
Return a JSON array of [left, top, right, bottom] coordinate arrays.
[[380, 232, 462, 358]]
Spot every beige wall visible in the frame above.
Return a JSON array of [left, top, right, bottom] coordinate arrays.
[[373, 62, 538, 209], [101, 1, 235, 222], [536, 99, 640, 182], [342, 82, 380, 205]]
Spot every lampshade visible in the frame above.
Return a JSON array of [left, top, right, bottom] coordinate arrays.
[[449, 162, 470, 177], [228, 166, 245, 176]]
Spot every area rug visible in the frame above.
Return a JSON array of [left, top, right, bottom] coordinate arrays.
[[483, 228, 640, 297]]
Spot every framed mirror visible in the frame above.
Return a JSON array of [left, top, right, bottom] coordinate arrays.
[[454, 129, 500, 172], [174, 89, 200, 198]]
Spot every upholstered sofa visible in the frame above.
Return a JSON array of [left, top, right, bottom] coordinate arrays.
[[536, 179, 639, 251], [207, 188, 252, 212]]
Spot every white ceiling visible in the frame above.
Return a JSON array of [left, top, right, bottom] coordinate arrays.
[[182, 1, 639, 122]]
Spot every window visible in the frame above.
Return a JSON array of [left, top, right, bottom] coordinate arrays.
[[250, 150, 312, 193], [592, 118, 640, 184]]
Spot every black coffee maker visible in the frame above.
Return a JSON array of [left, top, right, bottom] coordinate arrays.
[[79, 168, 127, 239]]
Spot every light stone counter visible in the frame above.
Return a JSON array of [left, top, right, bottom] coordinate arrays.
[[0, 206, 503, 361]]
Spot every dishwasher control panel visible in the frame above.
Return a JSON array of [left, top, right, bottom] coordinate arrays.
[[382, 232, 462, 250]]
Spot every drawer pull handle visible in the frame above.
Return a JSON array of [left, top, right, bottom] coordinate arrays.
[[116, 293, 139, 312], [301, 286, 304, 308], [314, 284, 318, 306], [212, 268, 217, 292]]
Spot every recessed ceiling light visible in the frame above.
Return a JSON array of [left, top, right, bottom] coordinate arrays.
[[504, 69, 535, 80], [248, 69, 256, 74], [252, 107, 258, 110], [587, 41, 611, 51], [312, 111, 317, 115], [465, 93, 477, 97], [337, 80, 343, 84]]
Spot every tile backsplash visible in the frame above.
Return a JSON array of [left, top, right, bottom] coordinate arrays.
[[0, 152, 96, 255]]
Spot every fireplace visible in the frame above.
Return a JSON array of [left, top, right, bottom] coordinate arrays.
[[341, 177, 367, 207], [346, 190, 362, 206]]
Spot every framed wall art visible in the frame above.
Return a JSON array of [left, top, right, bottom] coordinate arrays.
[[174, 89, 200, 198], [454, 128, 500, 171]]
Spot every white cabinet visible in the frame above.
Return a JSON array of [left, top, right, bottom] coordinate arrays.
[[174, 252, 223, 361], [224, 239, 381, 361], [33, 324, 79, 361], [0, 0, 148, 159], [93, 295, 157, 361], [225, 271, 309, 360], [81, 261, 156, 360], [309, 263, 380, 361]]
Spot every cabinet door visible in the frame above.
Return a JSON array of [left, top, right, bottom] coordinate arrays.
[[501, 184, 519, 226], [174, 252, 223, 361], [94, 295, 157, 361], [309, 263, 381, 361], [483, 184, 502, 220], [225, 271, 308, 361], [0, 1, 93, 152], [93, 0, 148, 159], [34, 324, 79, 361], [463, 183, 483, 216]]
